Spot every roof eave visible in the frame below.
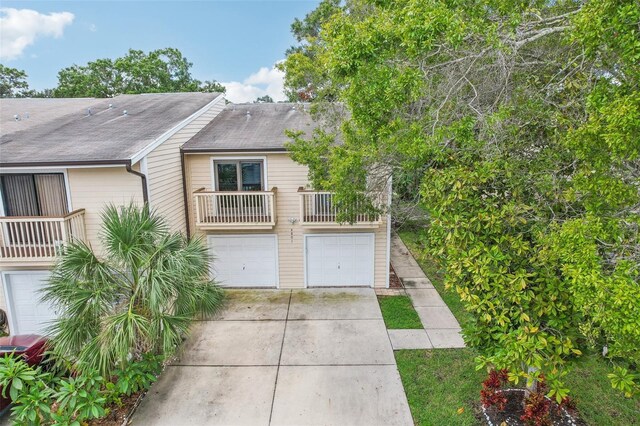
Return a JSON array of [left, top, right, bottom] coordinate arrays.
[[181, 147, 289, 154]]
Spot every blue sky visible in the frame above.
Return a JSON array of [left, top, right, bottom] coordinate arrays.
[[0, 1, 319, 102]]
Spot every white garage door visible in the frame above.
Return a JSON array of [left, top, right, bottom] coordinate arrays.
[[3, 272, 56, 335], [208, 235, 278, 287], [306, 234, 375, 287]]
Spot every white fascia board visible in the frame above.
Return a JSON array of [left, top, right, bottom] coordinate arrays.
[[129, 93, 225, 165]]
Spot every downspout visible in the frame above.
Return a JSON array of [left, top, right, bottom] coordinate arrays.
[[180, 148, 191, 238], [125, 162, 149, 204]]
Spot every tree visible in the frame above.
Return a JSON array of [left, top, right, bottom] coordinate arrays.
[[42, 204, 224, 375], [283, 0, 640, 400], [54, 48, 226, 98], [254, 95, 274, 103], [0, 65, 30, 97], [278, 0, 344, 101], [199, 80, 226, 93]]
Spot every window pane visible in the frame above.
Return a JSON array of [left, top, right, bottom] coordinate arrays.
[[1, 175, 39, 216], [241, 162, 262, 191], [217, 163, 238, 191], [35, 174, 68, 216]]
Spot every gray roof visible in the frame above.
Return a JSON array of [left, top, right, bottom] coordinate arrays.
[[183, 103, 317, 152], [0, 92, 221, 166]]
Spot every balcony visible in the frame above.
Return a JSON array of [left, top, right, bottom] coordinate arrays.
[[194, 188, 277, 230], [0, 209, 87, 265], [299, 190, 381, 228]]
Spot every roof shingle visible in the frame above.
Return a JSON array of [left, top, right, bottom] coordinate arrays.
[[0, 92, 221, 166], [182, 102, 317, 152]]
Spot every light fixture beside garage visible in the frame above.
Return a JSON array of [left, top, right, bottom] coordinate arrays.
[[288, 218, 298, 242]]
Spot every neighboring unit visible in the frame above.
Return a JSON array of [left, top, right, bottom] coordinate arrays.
[[0, 93, 225, 334], [0, 96, 391, 336]]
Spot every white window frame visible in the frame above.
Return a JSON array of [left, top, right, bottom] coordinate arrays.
[[209, 156, 268, 191]]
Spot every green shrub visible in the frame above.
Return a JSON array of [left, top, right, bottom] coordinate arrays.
[[0, 353, 164, 425]]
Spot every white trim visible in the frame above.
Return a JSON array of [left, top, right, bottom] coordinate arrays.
[[130, 94, 225, 165], [1, 270, 51, 336], [207, 234, 280, 288], [303, 233, 375, 288], [209, 156, 269, 191], [1, 164, 128, 170], [385, 176, 393, 289], [139, 156, 151, 205], [184, 151, 287, 156]]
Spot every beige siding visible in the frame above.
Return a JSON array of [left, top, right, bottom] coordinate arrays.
[[146, 98, 225, 234], [184, 153, 389, 288], [67, 166, 143, 254]]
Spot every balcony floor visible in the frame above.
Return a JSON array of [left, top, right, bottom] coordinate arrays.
[[197, 215, 276, 230]]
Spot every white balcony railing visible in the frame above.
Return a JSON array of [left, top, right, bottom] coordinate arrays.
[[194, 188, 277, 229], [0, 209, 87, 262], [299, 190, 381, 227]]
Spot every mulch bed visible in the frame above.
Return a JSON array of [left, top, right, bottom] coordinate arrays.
[[482, 389, 585, 426], [389, 264, 403, 288], [88, 391, 144, 426]]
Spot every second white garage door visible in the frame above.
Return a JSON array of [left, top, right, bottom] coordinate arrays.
[[305, 234, 375, 287], [3, 272, 57, 335], [208, 235, 278, 288]]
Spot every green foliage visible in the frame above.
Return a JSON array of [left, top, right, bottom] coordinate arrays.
[[279, 0, 344, 101], [0, 64, 30, 97], [112, 353, 163, 397], [0, 355, 43, 402], [42, 203, 224, 376], [0, 354, 163, 425], [53, 48, 226, 98], [254, 95, 274, 103], [283, 0, 640, 401]]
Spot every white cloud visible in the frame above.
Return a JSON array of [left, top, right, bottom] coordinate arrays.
[[221, 64, 286, 103], [88, 23, 97, 33], [0, 8, 74, 61]]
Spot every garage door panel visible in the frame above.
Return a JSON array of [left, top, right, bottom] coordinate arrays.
[[209, 235, 278, 288], [5, 272, 56, 335], [306, 234, 374, 287]]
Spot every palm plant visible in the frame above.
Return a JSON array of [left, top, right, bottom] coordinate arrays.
[[41, 203, 224, 375]]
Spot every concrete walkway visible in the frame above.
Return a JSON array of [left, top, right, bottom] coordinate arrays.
[[132, 288, 413, 426], [388, 233, 465, 349]]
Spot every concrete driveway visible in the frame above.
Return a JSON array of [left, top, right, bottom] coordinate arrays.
[[132, 288, 413, 426]]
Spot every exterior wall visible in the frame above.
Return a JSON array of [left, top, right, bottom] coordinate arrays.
[[67, 166, 144, 255], [145, 97, 225, 234], [184, 152, 389, 288]]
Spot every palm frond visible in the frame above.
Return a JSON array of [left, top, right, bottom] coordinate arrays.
[[43, 204, 224, 375]]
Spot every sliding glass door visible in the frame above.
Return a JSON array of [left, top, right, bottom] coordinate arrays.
[[1, 174, 69, 217]]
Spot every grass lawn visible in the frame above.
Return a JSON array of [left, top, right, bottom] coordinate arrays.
[[396, 349, 484, 425], [378, 295, 423, 329], [395, 227, 640, 426]]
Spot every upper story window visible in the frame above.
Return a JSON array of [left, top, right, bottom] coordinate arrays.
[[0, 173, 69, 217], [214, 160, 264, 191]]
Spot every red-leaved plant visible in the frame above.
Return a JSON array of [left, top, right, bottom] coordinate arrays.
[[521, 380, 552, 426], [480, 369, 509, 410]]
